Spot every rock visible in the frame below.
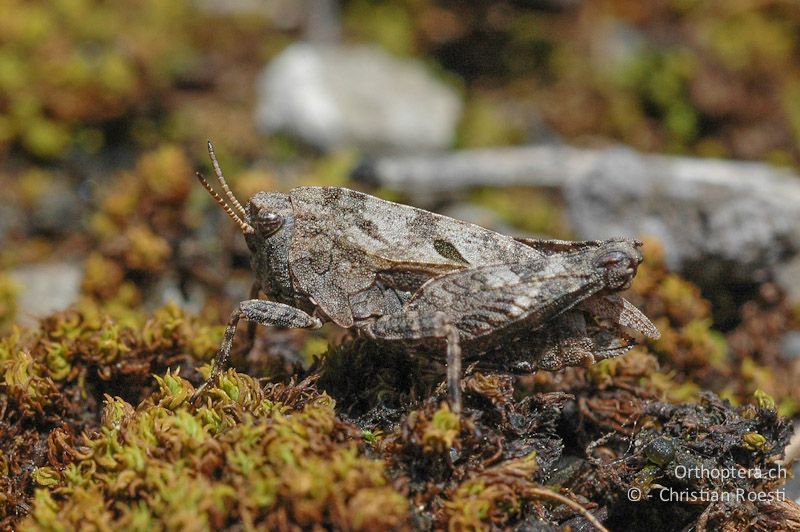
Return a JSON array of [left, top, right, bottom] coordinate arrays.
[[29, 178, 83, 235], [255, 43, 462, 154], [354, 145, 800, 300], [564, 147, 800, 289], [438, 203, 519, 236], [10, 262, 82, 327], [780, 332, 800, 362], [148, 275, 206, 315], [785, 423, 800, 503]]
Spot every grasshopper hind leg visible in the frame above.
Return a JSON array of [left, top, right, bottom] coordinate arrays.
[[363, 311, 463, 414], [191, 299, 322, 402]]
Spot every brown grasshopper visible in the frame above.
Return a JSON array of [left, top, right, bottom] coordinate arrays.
[[192, 142, 659, 412]]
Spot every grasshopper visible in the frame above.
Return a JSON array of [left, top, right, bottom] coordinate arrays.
[[192, 142, 659, 412]]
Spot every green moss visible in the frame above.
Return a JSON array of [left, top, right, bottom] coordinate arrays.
[[7, 321, 408, 530], [0, 0, 275, 159], [0, 294, 794, 530], [0, 0, 184, 158], [81, 144, 200, 305], [344, 0, 415, 56], [422, 403, 461, 452], [443, 452, 538, 529], [706, 11, 794, 72], [0, 296, 407, 529], [0, 273, 18, 333], [457, 95, 524, 148], [469, 187, 569, 238], [631, 239, 729, 375]]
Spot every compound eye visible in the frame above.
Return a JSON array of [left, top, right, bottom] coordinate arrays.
[[596, 250, 638, 290], [596, 251, 630, 271], [256, 209, 283, 234]]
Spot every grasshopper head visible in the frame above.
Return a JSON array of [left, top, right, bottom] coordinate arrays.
[[592, 239, 643, 291], [196, 141, 293, 242], [244, 192, 293, 246], [196, 141, 255, 234], [243, 191, 295, 299], [196, 142, 296, 298]]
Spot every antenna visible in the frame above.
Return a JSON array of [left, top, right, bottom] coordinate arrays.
[[195, 171, 253, 234], [207, 140, 247, 219]]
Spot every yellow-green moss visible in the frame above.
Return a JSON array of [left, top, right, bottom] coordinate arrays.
[[469, 187, 569, 238], [443, 451, 539, 529], [19, 371, 408, 531], [0, 273, 18, 333]]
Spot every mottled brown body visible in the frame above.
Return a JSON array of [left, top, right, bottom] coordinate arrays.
[[193, 142, 659, 412]]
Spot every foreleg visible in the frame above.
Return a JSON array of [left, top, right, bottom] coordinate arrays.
[[232, 283, 261, 359], [191, 300, 322, 401]]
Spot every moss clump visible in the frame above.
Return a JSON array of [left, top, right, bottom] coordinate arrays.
[[0, 273, 18, 333], [627, 238, 800, 416], [0, 0, 196, 158], [0, 303, 409, 530], [442, 451, 540, 529], [0, 301, 223, 424], [84, 145, 197, 304], [20, 373, 408, 531], [629, 238, 730, 381], [0, 0, 277, 160], [0, 302, 218, 527], [0, 292, 796, 531]]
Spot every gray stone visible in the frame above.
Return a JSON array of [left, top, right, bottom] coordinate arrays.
[[255, 43, 462, 154], [29, 178, 82, 235], [564, 148, 800, 288], [780, 332, 800, 362], [785, 423, 800, 503], [10, 262, 82, 327], [439, 203, 519, 236], [354, 145, 800, 299]]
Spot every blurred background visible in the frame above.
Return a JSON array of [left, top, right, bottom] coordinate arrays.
[[1, 0, 799, 437]]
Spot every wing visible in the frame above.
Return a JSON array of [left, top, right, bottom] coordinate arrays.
[[578, 294, 660, 339], [288, 187, 543, 327], [514, 237, 607, 256], [406, 261, 605, 341]]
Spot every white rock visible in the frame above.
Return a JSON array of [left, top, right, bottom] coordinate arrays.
[[255, 43, 462, 153], [785, 422, 800, 503], [10, 262, 82, 327], [564, 147, 800, 285], [353, 145, 800, 300]]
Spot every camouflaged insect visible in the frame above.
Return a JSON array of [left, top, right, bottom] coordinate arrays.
[[192, 142, 659, 412]]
